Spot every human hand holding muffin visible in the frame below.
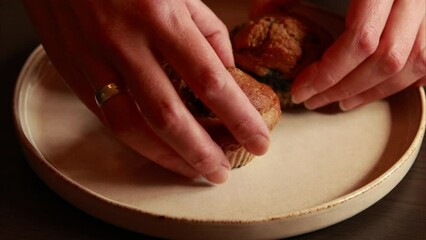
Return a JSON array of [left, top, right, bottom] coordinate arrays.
[[24, 0, 424, 184], [24, 0, 272, 184], [168, 66, 281, 168]]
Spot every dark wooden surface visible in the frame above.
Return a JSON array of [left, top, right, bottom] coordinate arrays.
[[1, 47, 425, 240]]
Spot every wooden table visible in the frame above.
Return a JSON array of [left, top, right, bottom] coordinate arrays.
[[1, 48, 425, 240]]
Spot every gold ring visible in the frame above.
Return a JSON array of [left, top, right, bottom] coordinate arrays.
[[95, 83, 127, 107]]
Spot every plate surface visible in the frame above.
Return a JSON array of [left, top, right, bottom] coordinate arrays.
[[14, 3, 425, 240]]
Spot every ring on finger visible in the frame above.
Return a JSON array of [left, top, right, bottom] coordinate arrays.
[[95, 83, 128, 107]]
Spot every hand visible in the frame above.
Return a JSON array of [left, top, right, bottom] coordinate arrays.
[[251, 0, 426, 110], [24, 0, 271, 183]]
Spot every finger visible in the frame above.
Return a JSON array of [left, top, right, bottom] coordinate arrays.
[[100, 93, 201, 179], [339, 17, 426, 110], [304, 0, 425, 109], [291, 0, 394, 104], [152, 3, 271, 156], [76, 57, 201, 179], [114, 43, 231, 183], [66, 1, 232, 183], [46, 2, 201, 179], [186, 0, 234, 66]]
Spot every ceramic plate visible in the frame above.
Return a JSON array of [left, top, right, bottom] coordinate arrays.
[[14, 3, 425, 240]]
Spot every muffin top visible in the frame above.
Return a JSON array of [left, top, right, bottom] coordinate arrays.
[[231, 14, 331, 80]]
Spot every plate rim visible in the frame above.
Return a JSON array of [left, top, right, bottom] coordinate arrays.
[[13, 45, 426, 225]]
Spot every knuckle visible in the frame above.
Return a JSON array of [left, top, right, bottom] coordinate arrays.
[[230, 118, 255, 141], [380, 47, 406, 76], [205, 17, 228, 37], [145, 100, 183, 134], [189, 148, 217, 172], [194, 69, 227, 101], [353, 27, 379, 57], [318, 67, 340, 89], [215, 22, 230, 37]]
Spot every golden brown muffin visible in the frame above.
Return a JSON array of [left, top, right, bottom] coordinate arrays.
[[168, 66, 281, 168], [231, 14, 332, 108]]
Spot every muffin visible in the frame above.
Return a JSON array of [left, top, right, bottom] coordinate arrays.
[[231, 14, 332, 108], [167, 66, 281, 168]]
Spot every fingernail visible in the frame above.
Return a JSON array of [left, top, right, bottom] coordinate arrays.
[[243, 134, 270, 156], [292, 86, 316, 104], [204, 164, 230, 184]]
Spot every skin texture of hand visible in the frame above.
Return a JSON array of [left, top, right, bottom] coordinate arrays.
[[24, 0, 271, 184], [250, 0, 426, 110]]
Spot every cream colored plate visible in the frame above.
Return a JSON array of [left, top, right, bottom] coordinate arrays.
[[14, 3, 426, 240]]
